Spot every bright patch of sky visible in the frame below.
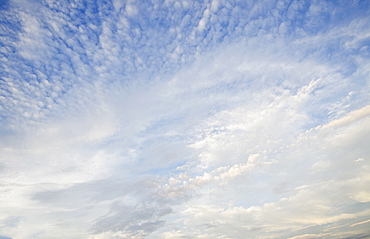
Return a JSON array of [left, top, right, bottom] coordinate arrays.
[[1, 0, 370, 238]]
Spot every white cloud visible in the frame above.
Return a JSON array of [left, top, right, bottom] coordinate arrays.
[[1, 0, 370, 238], [152, 103, 370, 238]]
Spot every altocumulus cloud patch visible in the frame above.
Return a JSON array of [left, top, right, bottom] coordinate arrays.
[[0, 0, 370, 238]]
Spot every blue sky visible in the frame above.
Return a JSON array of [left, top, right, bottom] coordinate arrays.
[[1, 0, 370, 238]]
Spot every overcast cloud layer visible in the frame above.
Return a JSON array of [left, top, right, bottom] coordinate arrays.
[[1, 0, 370, 238]]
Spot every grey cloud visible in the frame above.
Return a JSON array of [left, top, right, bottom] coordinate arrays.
[[0, 216, 21, 228], [93, 202, 171, 237], [0, 236, 12, 239], [30, 175, 186, 237], [32, 179, 131, 207], [31, 175, 167, 206]]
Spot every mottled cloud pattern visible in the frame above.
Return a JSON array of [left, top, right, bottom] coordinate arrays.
[[1, 0, 370, 238]]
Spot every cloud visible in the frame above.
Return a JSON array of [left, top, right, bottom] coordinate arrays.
[[150, 103, 370, 238], [1, 0, 370, 238]]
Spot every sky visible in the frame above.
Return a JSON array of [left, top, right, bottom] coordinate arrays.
[[0, 0, 370, 238]]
